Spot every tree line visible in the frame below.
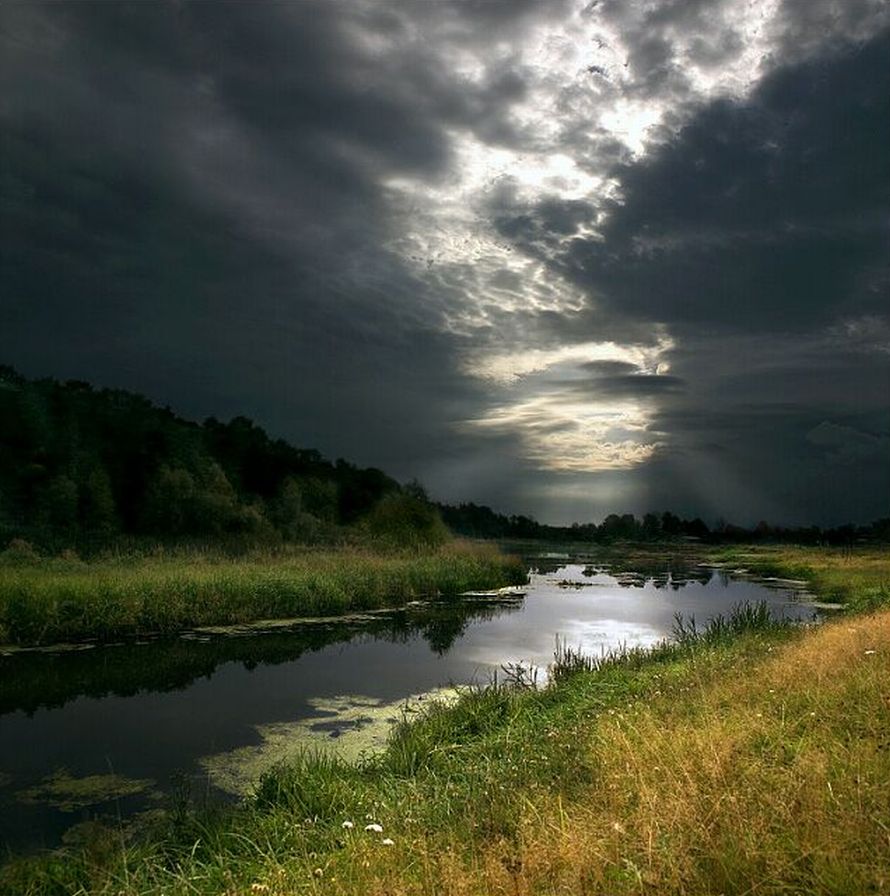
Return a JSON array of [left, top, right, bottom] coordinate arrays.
[[1, 365, 886, 552], [437, 503, 890, 546], [0, 366, 425, 549]]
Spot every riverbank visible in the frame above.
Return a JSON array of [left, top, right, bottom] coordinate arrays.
[[711, 543, 890, 611], [2, 546, 887, 895], [0, 541, 527, 646]]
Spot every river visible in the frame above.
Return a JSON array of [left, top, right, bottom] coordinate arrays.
[[0, 555, 817, 853]]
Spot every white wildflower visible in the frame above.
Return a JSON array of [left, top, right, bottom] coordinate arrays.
[[341, 820, 354, 830], [365, 823, 384, 833], [381, 838, 395, 846]]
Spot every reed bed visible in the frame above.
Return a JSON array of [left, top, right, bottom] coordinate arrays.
[[0, 541, 527, 646]]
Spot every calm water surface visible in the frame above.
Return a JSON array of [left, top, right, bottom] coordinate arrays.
[[0, 559, 815, 853]]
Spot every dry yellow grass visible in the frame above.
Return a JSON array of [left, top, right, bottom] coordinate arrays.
[[379, 612, 890, 896]]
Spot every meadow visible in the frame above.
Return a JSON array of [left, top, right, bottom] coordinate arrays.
[[0, 541, 527, 646], [2, 545, 888, 894]]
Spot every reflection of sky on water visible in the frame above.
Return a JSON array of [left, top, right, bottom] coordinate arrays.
[[0, 564, 814, 851], [453, 566, 812, 676]]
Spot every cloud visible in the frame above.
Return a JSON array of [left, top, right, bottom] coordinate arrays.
[[466, 392, 660, 473], [498, 30, 890, 336], [477, 25, 890, 522], [567, 373, 685, 398], [806, 421, 890, 465], [0, 0, 887, 525]]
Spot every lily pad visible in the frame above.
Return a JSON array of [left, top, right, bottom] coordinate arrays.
[[17, 769, 155, 812]]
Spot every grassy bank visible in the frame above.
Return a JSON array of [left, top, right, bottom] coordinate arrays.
[[712, 543, 890, 612], [0, 541, 526, 646], [2, 547, 888, 895]]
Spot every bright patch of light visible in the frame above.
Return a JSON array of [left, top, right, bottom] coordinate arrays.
[[467, 332, 674, 384], [463, 332, 674, 471], [468, 394, 659, 472], [599, 102, 660, 156]]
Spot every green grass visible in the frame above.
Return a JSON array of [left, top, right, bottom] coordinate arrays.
[[0, 541, 526, 646], [711, 543, 890, 611], [2, 546, 888, 895]]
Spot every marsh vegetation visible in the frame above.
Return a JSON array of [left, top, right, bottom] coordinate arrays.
[[4, 547, 885, 894], [0, 541, 525, 646]]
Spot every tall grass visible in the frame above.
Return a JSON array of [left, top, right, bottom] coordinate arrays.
[[670, 599, 782, 647], [0, 541, 526, 646], [0, 604, 799, 895]]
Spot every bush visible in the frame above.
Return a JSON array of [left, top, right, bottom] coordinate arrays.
[[362, 492, 451, 549], [1, 538, 41, 565]]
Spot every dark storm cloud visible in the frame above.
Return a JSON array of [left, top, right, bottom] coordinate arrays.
[[776, 0, 890, 59], [591, 0, 753, 103], [1, 0, 887, 526], [500, 30, 890, 335], [636, 402, 890, 526], [632, 329, 890, 525], [491, 189, 599, 246], [806, 421, 890, 465], [554, 362, 686, 398], [488, 26, 890, 524], [570, 374, 684, 398], [0, 0, 552, 482]]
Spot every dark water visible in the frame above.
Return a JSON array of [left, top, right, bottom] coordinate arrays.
[[0, 559, 815, 854]]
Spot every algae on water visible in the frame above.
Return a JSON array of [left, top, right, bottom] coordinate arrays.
[[17, 769, 156, 812], [202, 688, 458, 795]]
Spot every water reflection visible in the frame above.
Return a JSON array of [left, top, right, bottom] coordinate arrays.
[[0, 595, 524, 717]]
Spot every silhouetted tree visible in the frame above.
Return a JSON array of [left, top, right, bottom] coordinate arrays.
[[661, 511, 682, 537], [80, 466, 117, 535], [142, 466, 196, 535], [642, 512, 662, 540], [39, 475, 78, 533]]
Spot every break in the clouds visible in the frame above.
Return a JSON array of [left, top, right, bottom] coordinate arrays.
[[1, 0, 888, 525]]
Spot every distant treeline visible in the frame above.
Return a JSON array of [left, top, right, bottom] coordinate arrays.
[[437, 503, 890, 546], [0, 366, 429, 550], [1, 366, 886, 552]]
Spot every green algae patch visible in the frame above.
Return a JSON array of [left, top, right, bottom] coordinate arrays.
[[16, 769, 155, 812], [202, 688, 459, 795], [189, 611, 388, 637]]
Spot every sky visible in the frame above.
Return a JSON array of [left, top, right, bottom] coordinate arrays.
[[1, 0, 888, 527]]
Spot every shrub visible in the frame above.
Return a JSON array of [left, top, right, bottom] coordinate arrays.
[[363, 492, 451, 549], [1, 538, 41, 565]]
